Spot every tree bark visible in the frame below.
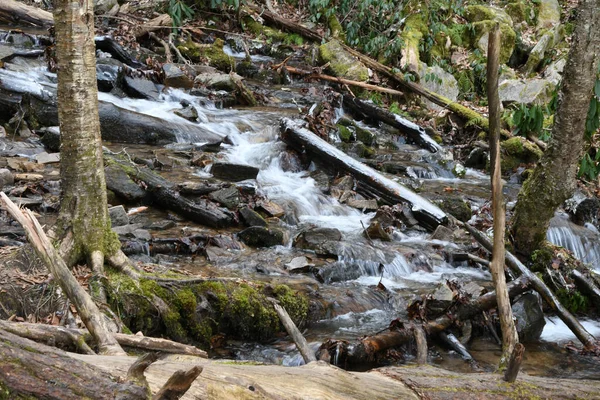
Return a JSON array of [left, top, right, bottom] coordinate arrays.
[[487, 23, 519, 368], [511, 0, 600, 254]]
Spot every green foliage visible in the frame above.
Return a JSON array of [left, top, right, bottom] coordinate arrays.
[[512, 104, 545, 137], [389, 101, 402, 115], [556, 288, 590, 314], [168, 0, 194, 29], [578, 65, 600, 180]]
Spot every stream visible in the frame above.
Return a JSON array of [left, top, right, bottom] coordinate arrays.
[[2, 34, 600, 381]]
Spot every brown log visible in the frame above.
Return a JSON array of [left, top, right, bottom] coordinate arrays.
[[270, 298, 317, 364], [487, 23, 519, 367], [136, 13, 173, 39], [280, 118, 447, 230], [247, 5, 322, 42], [152, 366, 203, 400], [412, 324, 427, 365], [0, 193, 126, 356], [328, 275, 531, 367], [461, 222, 599, 350], [0, 0, 53, 27], [0, 320, 208, 357], [503, 343, 525, 383]]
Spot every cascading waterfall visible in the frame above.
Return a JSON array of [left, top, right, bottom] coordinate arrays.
[[547, 214, 600, 271]]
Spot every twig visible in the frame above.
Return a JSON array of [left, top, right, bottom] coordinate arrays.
[[148, 32, 173, 63]]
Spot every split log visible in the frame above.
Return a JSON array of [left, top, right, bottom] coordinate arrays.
[[280, 118, 447, 230], [270, 298, 317, 364], [342, 96, 441, 153], [0, 193, 126, 356], [412, 324, 428, 365], [462, 222, 599, 350], [322, 275, 531, 367], [0, 320, 208, 357], [504, 343, 525, 383], [0, 0, 53, 27], [106, 154, 234, 228]]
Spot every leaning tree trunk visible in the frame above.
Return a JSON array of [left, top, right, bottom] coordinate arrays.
[[511, 0, 600, 255], [54, 1, 120, 268]]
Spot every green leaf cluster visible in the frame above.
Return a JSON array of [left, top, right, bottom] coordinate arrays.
[[578, 65, 600, 180]]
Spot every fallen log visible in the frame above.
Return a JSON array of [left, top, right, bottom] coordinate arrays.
[[270, 298, 317, 364], [0, 320, 208, 357], [280, 118, 447, 230], [321, 275, 531, 367], [342, 96, 441, 153], [106, 154, 234, 228], [135, 13, 173, 39], [0, 193, 126, 356], [571, 270, 600, 311], [461, 222, 599, 350], [0, 0, 53, 27]]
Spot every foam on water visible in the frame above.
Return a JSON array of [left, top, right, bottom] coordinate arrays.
[[541, 316, 600, 342]]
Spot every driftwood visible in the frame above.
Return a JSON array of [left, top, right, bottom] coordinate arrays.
[[280, 118, 447, 230], [462, 222, 600, 350], [342, 96, 441, 153], [504, 343, 525, 383], [412, 324, 428, 365], [270, 298, 317, 364], [95, 36, 145, 68], [0, 193, 126, 356], [320, 275, 531, 367], [438, 331, 480, 370], [106, 154, 234, 228], [0, 0, 53, 27], [153, 366, 203, 400]]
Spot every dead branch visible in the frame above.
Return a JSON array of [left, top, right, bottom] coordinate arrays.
[[270, 298, 316, 364]]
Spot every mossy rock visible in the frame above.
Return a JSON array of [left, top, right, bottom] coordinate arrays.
[[177, 38, 234, 73], [337, 124, 353, 142], [505, 0, 528, 24], [319, 40, 369, 82], [437, 196, 472, 222], [465, 5, 513, 26], [354, 142, 375, 158], [471, 21, 517, 65], [500, 136, 543, 173]]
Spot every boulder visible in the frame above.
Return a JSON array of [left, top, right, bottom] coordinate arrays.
[[39, 127, 61, 152], [498, 78, 555, 106], [536, 0, 561, 29], [104, 164, 146, 202], [346, 198, 378, 211], [543, 58, 566, 85], [174, 106, 199, 122], [163, 64, 193, 89], [0, 168, 14, 188], [239, 207, 268, 227], [511, 292, 546, 342], [35, 152, 60, 164], [211, 162, 259, 182], [437, 197, 472, 223], [96, 62, 120, 92], [293, 227, 342, 255], [365, 220, 392, 241], [500, 136, 543, 173], [418, 63, 459, 112], [208, 186, 240, 210], [430, 225, 454, 242], [238, 226, 285, 247], [465, 6, 516, 64], [523, 26, 564, 76], [194, 72, 242, 92], [122, 76, 161, 101], [319, 40, 369, 82], [257, 201, 285, 218], [94, 0, 118, 14], [109, 205, 129, 227]]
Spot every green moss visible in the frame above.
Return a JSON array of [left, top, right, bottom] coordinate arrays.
[[438, 196, 472, 222], [465, 5, 499, 22], [177, 38, 234, 72], [447, 24, 468, 47], [319, 40, 369, 81], [337, 125, 353, 142], [355, 143, 375, 158], [471, 21, 516, 64], [500, 136, 542, 173], [273, 284, 309, 326], [328, 15, 346, 42], [505, 0, 527, 24], [355, 126, 375, 146]]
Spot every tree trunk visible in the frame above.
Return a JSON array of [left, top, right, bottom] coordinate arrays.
[[511, 0, 600, 254], [53, 0, 120, 266], [487, 23, 519, 368]]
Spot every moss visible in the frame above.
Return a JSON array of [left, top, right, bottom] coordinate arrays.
[[319, 40, 369, 81], [241, 15, 287, 41], [273, 284, 309, 325], [337, 125, 353, 142], [505, 0, 527, 24], [327, 15, 346, 42], [500, 136, 542, 173], [465, 5, 499, 22], [355, 126, 375, 146], [177, 38, 234, 72], [471, 21, 516, 64], [438, 196, 472, 222], [354, 143, 375, 158], [447, 24, 468, 47]]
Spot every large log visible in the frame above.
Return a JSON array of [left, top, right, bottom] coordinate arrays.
[[280, 118, 447, 230], [106, 154, 234, 228], [0, 0, 53, 27], [342, 96, 441, 153]]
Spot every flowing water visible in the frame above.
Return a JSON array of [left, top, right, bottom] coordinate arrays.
[[2, 44, 600, 379]]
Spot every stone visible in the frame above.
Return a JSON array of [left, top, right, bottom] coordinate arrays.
[[104, 164, 146, 202], [239, 207, 268, 227], [194, 72, 242, 92], [35, 152, 60, 164], [0, 126, 5, 138], [465, 147, 487, 169], [512, 292, 546, 342], [430, 225, 454, 242], [211, 162, 259, 182], [346, 198, 378, 211], [96, 62, 120, 92], [257, 201, 285, 218], [465, 5, 513, 26], [437, 197, 472, 223], [40, 127, 61, 152], [145, 220, 176, 230], [319, 40, 369, 82], [285, 256, 314, 273], [472, 21, 517, 65], [536, 0, 560, 29], [417, 63, 460, 112], [498, 78, 555, 106], [123, 76, 161, 101], [94, 0, 118, 14], [523, 26, 564, 76], [294, 227, 342, 254], [174, 106, 199, 122], [19, 124, 32, 138], [331, 175, 354, 191], [133, 229, 152, 241], [163, 64, 193, 89], [208, 186, 240, 209], [113, 223, 144, 236], [500, 137, 543, 172], [365, 220, 392, 241], [0, 168, 14, 188], [109, 205, 129, 227], [543, 58, 566, 85], [238, 226, 285, 247]]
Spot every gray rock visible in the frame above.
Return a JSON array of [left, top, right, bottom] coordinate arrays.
[[294, 227, 342, 255], [418, 63, 459, 112], [346, 198, 378, 211], [123, 76, 161, 101], [40, 127, 61, 152], [94, 0, 118, 14], [0, 168, 14, 188], [238, 226, 285, 247], [133, 229, 152, 241], [113, 223, 144, 236], [145, 220, 176, 230], [430, 225, 454, 242], [319, 40, 369, 82], [194, 72, 242, 92], [523, 26, 564, 76], [499, 78, 555, 106], [174, 106, 199, 122], [512, 292, 546, 342], [543, 58, 566, 85], [109, 205, 129, 227], [35, 152, 60, 164], [257, 201, 285, 218], [96, 62, 120, 92], [104, 164, 146, 202], [211, 162, 259, 182], [163, 64, 193, 89], [537, 0, 561, 29], [239, 207, 268, 227], [208, 186, 240, 209], [0, 125, 5, 138], [285, 256, 314, 273]]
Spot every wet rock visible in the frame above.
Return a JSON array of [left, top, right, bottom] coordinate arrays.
[[437, 197, 472, 222], [178, 181, 222, 195], [94, 0, 118, 14], [123, 76, 161, 101], [294, 227, 342, 255], [465, 147, 487, 169], [426, 283, 455, 316], [0, 126, 5, 138], [365, 220, 392, 241], [500, 136, 543, 172], [279, 151, 303, 173], [238, 226, 285, 247], [39, 127, 61, 152], [346, 198, 378, 211], [285, 256, 314, 273], [309, 170, 331, 193], [174, 106, 198, 122], [195, 71, 242, 92], [239, 207, 268, 227], [257, 201, 285, 218], [208, 186, 240, 209], [0, 168, 14, 188], [96, 61, 120, 92], [499, 78, 555, 106], [417, 63, 459, 112], [109, 205, 129, 227], [163, 64, 193, 89], [211, 162, 259, 182], [512, 292, 545, 342], [145, 220, 176, 230], [133, 229, 152, 241], [319, 40, 369, 82], [332, 175, 354, 191], [566, 192, 600, 227], [104, 164, 146, 202], [113, 223, 144, 236], [430, 225, 454, 242]]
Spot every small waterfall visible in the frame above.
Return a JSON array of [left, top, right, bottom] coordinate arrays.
[[547, 214, 600, 271]]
